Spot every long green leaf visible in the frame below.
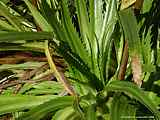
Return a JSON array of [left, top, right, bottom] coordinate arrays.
[[0, 95, 57, 115], [99, 0, 118, 82], [39, 0, 67, 42], [61, 1, 88, 62], [16, 96, 74, 120], [75, 0, 91, 51], [74, 0, 98, 81], [106, 80, 160, 119], [99, 0, 117, 54], [0, 1, 22, 31], [74, 0, 98, 75], [0, 45, 44, 52], [119, 8, 142, 86], [0, 32, 53, 42], [94, 0, 103, 39], [24, 0, 53, 32], [119, 8, 141, 56]]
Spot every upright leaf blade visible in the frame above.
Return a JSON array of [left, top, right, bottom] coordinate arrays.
[[119, 8, 141, 56], [98, 0, 118, 82], [119, 8, 142, 86], [75, 0, 91, 50], [86, 104, 96, 120], [24, 0, 53, 32], [61, 1, 88, 62]]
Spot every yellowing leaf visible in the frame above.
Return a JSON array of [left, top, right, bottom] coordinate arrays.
[[120, 0, 136, 10]]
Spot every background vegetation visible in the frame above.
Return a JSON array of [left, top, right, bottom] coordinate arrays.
[[0, 0, 160, 120]]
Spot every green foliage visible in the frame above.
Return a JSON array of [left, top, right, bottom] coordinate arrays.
[[106, 80, 160, 119], [110, 94, 136, 120], [0, 0, 160, 120], [16, 96, 74, 120], [0, 95, 57, 115], [52, 107, 80, 120], [119, 8, 141, 56], [0, 32, 53, 42]]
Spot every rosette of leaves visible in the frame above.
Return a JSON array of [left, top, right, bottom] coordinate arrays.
[[0, 0, 160, 120]]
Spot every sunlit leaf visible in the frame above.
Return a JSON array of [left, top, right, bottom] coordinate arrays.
[[24, 0, 53, 32], [17, 96, 74, 120], [0, 95, 57, 115], [120, 0, 136, 10], [53, 107, 79, 120]]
